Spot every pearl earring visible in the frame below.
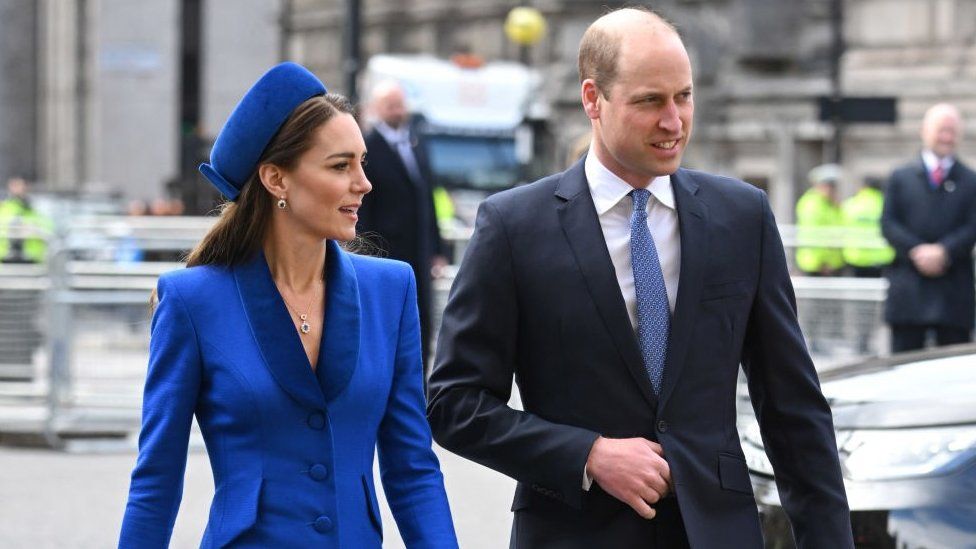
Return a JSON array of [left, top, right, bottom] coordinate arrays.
[[277, 197, 287, 209]]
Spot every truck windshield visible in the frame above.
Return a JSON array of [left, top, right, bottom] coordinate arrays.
[[424, 135, 519, 191]]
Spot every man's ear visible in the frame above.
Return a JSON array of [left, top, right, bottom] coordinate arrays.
[[581, 79, 602, 120], [258, 163, 287, 198]]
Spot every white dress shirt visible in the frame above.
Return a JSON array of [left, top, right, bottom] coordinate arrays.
[[585, 151, 681, 325], [921, 149, 954, 182], [580, 151, 681, 490]]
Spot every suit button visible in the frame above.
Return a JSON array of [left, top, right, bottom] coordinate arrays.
[[656, 420, 669, 433], [313, 515, 333, 533], [307, 411, 326, 430], [310, 464, 328, 481]]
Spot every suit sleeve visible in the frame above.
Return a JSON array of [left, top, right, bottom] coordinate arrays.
[[881, 173, 925, 255], [428, 191, 444, 258], [119, 276, 201, 548], [377, 267, 458, 548], [426, 200, 600, 510], [937, 183, 976, 262], [740, 193, 853, 549]]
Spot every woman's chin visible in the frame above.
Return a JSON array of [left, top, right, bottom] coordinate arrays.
[[329, 229, 357, 242]]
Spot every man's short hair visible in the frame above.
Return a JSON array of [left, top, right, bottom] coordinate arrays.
[[577, 7, 678, 97]]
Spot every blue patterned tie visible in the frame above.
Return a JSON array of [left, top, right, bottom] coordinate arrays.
[[630, 189, 670, 395]]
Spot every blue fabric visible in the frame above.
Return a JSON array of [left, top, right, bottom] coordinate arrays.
[[119, 240, 457, 548], [629, 188, 670, 395], [199, 62, 327, 201]]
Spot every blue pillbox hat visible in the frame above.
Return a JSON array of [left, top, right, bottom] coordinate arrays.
[[199, 62, 327, 201]]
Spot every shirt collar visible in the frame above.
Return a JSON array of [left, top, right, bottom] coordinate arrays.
[[584, 149, 675, 215], [375, 121, 410, 145], [922, 149, 954, 173]]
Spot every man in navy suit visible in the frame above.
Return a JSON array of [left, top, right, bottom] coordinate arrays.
[[428, 8, 852, 548], [359, 81, 446, 368], [881, 103, 976, 353]]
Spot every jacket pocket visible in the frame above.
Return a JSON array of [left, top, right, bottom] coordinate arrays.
[[362, 474, 383, 540], [210, 476, 262, 548], [718, 453, 754, 495], [701, 280, 748, 302]]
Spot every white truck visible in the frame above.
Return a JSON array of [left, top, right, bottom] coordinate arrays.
[[361, 54, 552, 230]]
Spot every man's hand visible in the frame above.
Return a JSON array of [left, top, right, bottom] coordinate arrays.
[[431, 255, 449, 278], [585, 436, 672, 519], [910, 244, 948, 277]]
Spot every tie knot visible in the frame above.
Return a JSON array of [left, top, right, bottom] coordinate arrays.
[[631, 188, 651, 215]]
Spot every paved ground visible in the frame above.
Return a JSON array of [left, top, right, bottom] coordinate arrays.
[[0, 442, 515, 548]]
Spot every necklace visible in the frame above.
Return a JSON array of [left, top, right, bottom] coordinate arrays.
[[280, 281, 321, 335]]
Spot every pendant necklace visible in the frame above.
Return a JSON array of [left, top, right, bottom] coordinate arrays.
[[281, 280, 321, 335]]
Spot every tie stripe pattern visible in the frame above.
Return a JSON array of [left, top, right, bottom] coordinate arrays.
[[630, 189, 670, 395]]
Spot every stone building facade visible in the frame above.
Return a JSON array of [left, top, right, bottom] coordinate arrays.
[[286, 0, 976, 221], [1, 0, 973, 220], [0, 0, 280, 208]]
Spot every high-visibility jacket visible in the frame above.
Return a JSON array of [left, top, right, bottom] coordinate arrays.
[[795, 189, 845, 273], [841, 187, 894, 268], [0, 198, 51, 263], [432, 186, 455, 226]]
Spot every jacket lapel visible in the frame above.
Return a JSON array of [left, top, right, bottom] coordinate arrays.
[[317, 240, 362, 402], [555, 159, 658, 410], [371, 128, 421, 190], [235, 250, 324, 410], [915, 157, 934, 189], [658, 169, 707, 411]]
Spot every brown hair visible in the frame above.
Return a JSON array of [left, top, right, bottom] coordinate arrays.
[[577, 7, 677, 98], [150, 93, 355, 310]]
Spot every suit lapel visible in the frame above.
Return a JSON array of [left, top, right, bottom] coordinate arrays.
[[658, 169, 707, 411], [915, 157, 935, 190], [944, 158, 968, 189], [317, 240, 362, 402], [555, 160, 657, 410], [370, 129, 421, 191], [235, 250, 325, 410]]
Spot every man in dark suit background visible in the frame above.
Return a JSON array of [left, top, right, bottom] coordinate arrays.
[[428, 7, 852, 549], [358, 81, 446, 367], [881, 103, 976, 353]]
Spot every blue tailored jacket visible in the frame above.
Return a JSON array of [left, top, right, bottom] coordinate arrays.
[[119, 240, 458, 548]]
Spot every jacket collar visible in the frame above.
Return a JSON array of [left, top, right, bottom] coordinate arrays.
[[554, 160, 706, 411], [234, 240, 361, 408], [555, 158, 657, 408], [319, 240, 362, 401], [657, 169, 706, 411]]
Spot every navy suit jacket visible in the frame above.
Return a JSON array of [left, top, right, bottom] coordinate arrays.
[[358, 126, 442, 274], [120, 240, 457, 548], [427, 160, 852, 548], [881, 155, 976, 328]]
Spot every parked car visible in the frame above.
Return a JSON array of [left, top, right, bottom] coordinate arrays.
[[739, 344, 976, 548]]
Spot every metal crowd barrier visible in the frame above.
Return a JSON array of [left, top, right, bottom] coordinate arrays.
[[0, 216, 929, 445], [0, 216, 198, 445]]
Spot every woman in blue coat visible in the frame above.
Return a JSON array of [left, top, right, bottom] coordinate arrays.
[[119, 63, 458, 548]]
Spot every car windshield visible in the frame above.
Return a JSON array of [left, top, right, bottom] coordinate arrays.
[[424, 135, 519, 191]]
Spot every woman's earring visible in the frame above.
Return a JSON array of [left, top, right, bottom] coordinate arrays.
[[277, 197, 287, 209]]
